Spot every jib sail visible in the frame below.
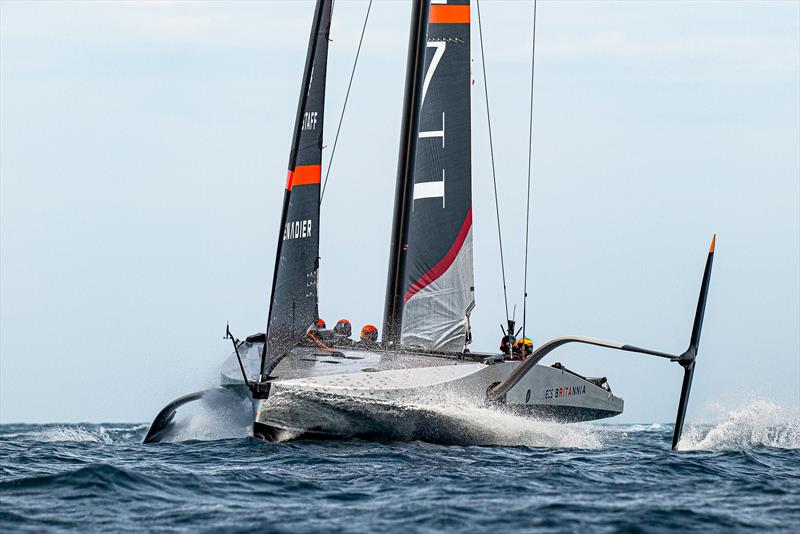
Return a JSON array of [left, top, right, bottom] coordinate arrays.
[[401, 0, 474, 352], [261, 0, 332, 376]]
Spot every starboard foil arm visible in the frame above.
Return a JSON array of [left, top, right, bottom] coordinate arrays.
[[143, 390, 212, 444], [143, 386, 252, 444], [488, 235, 716, 450]]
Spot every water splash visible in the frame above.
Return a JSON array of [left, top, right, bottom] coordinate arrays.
[[157, 389, 254, 443], [165, 404, 253, 442], [35, 425, 113, 444], [615, 423, 665, 433], [263, 389, 604, 449], [2, 421, 799, 531], [677, 400, 800, 451], [422, 403, 605, 448]]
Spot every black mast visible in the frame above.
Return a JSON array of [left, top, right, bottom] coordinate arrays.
[[383, 0, 430, 344]]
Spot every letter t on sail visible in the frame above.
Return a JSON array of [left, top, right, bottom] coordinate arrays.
[[413, 170, 446, 208]]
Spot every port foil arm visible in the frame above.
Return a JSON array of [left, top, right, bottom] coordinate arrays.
[[487, 336, 678, 400]]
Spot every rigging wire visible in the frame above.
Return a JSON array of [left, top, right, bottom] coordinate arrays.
[[320, 0, 373, 204], [521, 0, 538, 346], [476, 0, 510, 323]]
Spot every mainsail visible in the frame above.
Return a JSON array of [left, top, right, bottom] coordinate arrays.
[[400, 0, 474, 352], [261, 0, 332, 376]]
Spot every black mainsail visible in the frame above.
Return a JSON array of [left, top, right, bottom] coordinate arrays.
[[386, 0, 474, 352], [261, 0, 332, 377]]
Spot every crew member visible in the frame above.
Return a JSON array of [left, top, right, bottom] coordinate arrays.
[[309, 317, 333, 342], [359, 324, 379, 346], [334, 319, 352, 338], [333, 319, 353, 346], [512, 337, 533, 359], [500, 334, 516, 355]]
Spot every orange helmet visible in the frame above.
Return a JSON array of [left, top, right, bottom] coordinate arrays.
[[334, 319, 352, 337], [512, 337, 533, 356], [316, 318, 327, 329], [360, 324, 378, 343]]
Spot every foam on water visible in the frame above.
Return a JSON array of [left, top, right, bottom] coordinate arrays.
[[616, 423, 666, 433], [166, 405, 252, 442], [264, 389, 604, 448], [3, 402, 800, 531], [678, 399, 800, 451], [416, 403, 605, 448], [35, 425, 114, 444]]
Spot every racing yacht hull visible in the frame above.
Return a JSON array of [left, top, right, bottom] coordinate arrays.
[[239, 342, 623, 441]]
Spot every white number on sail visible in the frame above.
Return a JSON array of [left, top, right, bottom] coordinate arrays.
[[416, 40, 448, 207], [421, 41, 446, 107]]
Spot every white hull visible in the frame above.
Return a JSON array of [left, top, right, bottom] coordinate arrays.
[[252, 346, 623, 440], [145, 338, 624, 444]]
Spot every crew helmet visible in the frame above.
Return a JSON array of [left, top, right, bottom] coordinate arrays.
[[316, 318, 327, 330], [360, 324, 378, 343], [512, 337, 533, 357], [500, 335, 516, 354], [334, 319, 352, 337]]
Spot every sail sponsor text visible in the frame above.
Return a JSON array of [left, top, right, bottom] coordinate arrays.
[[283, 219, 313, 241], [544, 385, 587, 400]]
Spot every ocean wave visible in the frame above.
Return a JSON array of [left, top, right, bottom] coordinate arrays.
[[1, 420, 798, 531], [34, 426, 114, 444], [613, 423, 666, 433], [677, 400, 800, 451], [0, 464, 157, 493]]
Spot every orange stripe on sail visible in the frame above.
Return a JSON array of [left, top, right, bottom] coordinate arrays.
[[429, 5, 470, 24], [285, 164, 321, 190]]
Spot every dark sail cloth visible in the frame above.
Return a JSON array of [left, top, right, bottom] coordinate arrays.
[[262, 0, 333, 376], [401, 0, 474, 352]]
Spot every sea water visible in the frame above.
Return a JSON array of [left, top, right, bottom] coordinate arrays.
[[1, 399, 798, 532]]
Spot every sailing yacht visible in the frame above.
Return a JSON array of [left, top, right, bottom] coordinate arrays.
[[145, 0, 714, 450]]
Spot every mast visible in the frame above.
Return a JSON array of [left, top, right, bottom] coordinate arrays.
[[383, 0, 430, 344], [260, 0, 332, 379]]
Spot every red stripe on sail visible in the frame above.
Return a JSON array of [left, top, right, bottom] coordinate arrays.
[[285, 164, 321, 191], [404, 206, 472, 303]]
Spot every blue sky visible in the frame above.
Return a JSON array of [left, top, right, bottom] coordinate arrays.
[[1, 0, 798, 423]]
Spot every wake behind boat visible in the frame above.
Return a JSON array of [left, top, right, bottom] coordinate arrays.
[[144, 0, 715, 450]]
